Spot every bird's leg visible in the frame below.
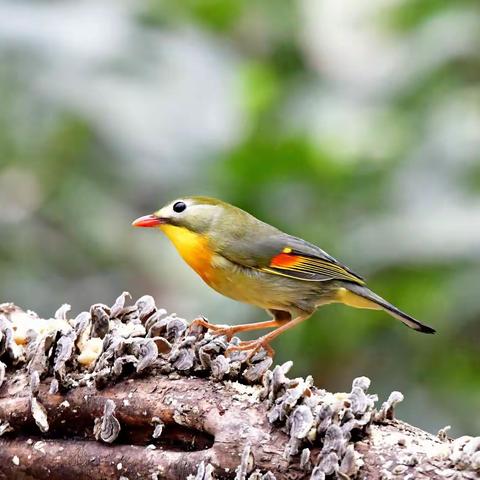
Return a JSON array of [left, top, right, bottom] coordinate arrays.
[[220, 311, 291, 344], [220, 319, 286, 338], [190, 317, 284, 340], [226, 313, 310, 358]]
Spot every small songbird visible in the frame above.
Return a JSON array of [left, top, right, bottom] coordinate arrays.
[[133, 196, 435, 356]]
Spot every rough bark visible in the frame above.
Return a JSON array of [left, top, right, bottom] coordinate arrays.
[[0, 297, 478, 480]]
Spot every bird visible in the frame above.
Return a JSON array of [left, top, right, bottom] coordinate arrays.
[[132, 196, 435, 357]]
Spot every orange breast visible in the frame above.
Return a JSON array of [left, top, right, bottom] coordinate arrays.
[[160, 224, 214, 283]]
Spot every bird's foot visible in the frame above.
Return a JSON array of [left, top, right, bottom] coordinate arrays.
[[225, 336, 275, 359], [189, 317, 236, 339]]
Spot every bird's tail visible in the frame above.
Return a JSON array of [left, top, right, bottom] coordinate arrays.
[[336, 284, 436, 334]]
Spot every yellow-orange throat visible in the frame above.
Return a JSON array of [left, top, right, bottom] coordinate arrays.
[[159, 224, 213, 281]]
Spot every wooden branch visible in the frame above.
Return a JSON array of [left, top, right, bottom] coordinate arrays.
[[0, 297, 478, 480], [0, 374, 303, 479]]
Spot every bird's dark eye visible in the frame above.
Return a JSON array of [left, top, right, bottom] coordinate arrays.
[[173, 201, 186, 213]]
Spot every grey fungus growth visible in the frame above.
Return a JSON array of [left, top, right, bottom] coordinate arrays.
[[152, 417, 164, 439], [186, 461, 215, 480], [95, 399, 121, 444], [30, 370, 49, 433], [49, 378, 59, 395], [290, 406, 314, 440], [210, 354, 230, 380], [438, 425, 452, 442], [338, 444, 361, 478], [153, 336, 172, 355], [351, 376, 370, 391], [135, 294, 157, 323], [374, 390, 404, 422], [264, 367, 386, 476], [166, 316, 188, 341], [300, 448, 311, 470], [449, 436, 480, 472], [169, 346, 195, 371], [90, 304, 110, 339], [31, 397, 49, 433], [53, 329, 76, 383], [0, 360, 5, 388], [110, 291, 132, 319], [28, 330, 57, 377], [54, 304, 71, 321], [0, 294, 479, 480], [134, 339, 159, 373], [0, 310, 25, 366], [30, 370, 40, 396], [234, 444, 254, 480], [0, 421, 12, 437], [269, 360, 293, 396], [243, 355, 273, 384], [259, 473, 276, 480]]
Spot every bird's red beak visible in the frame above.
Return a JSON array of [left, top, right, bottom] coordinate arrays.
[[132, 214, 164, 228]]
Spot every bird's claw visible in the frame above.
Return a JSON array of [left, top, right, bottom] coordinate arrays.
[[225, 337, 275, 360], [189, 318, 276, 359]]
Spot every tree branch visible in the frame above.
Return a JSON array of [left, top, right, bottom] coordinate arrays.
[[0, 296, 478, 479]]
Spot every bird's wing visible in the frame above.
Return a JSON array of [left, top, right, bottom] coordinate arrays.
[[260, 242, 366, 284], [220, 232, 366, 285]]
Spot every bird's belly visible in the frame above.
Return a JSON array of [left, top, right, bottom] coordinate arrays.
[[208, 270, 281, 309], [205, 255, 322, 311]]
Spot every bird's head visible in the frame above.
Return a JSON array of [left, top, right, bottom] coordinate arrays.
[[132, 196, 225, 234]]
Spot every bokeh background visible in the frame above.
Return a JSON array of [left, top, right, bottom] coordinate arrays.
[[1, 0, 479, 436]]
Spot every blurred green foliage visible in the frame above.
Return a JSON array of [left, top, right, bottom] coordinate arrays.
[[387, 0, 478, 31], [0, 0, 479, 436]]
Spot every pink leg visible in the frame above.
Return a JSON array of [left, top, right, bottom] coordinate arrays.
[[226, 313, 311, 358], [190, 317, 283, 340]]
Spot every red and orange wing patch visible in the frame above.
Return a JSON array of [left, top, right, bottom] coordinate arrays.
[[261, 247, 365, 284]]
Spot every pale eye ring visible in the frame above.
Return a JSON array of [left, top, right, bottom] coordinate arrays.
[[173, 201, 186, 213]]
